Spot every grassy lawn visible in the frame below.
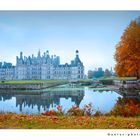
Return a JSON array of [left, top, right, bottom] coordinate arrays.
[[0, 77, 137, 84], [99, 77, 137, 81], [0, 113, 140, 129], [0, 80, 67, 84]]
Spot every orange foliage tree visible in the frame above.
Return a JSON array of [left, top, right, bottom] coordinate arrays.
[[114, 17, 140, 79]]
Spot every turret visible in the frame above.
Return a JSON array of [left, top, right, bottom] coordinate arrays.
[[16, 56, 18, 65], [16, 56, 18, 61], [20, 52, 23, 59], [46, 50, 49, 56], [76, 50, 79, 57], [38, 49, 41, 58], [74, 50, 82, 65], [43, 52, 45, 57]]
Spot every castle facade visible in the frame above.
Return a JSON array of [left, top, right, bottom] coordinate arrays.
[[0, 50, 84, 80]]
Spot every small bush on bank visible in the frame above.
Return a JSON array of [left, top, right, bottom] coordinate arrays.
[[67, 103, 93, 116], [67, 106, 85, 116], [42, 104, 94, 117], [42, 110, 58, 116], [42, 105, 64, 116], [94, 111, 103, 117], [83, 103, 93, 116], [41, 99, 140, 117], [109, 97, 140, 117]]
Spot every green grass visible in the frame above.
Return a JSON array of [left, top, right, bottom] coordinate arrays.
[[0, 80, 67, 84], [0, 113, 140, 129], [0, 77, 137, 84], [79, 77, 137, 82], [98, 77, 137, 81]]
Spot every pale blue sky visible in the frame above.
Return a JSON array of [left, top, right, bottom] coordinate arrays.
[[0, 11, 140, 72]]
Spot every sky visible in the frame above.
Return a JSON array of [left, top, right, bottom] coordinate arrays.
[[0, 11, 140, 73]]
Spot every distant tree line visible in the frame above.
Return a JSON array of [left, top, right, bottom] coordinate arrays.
[[87, 67, 114, 79]]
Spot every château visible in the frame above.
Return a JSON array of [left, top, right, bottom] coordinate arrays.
[[0, 50, 84, 80]]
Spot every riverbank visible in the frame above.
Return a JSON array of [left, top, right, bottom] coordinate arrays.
[[0, 80, 67, 90], [0, 113, 140, 129]]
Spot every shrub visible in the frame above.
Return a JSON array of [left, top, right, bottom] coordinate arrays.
[[83, 103, 93, 116], [42, 110, 58, 116], [56, 105, 64, 116], [41, 104, 103, 117], [94, 111, 103, 117], [42, 105, 64, 116], [110, 97, 140, 117], [67, 106, 85, 116], [67, 103, 94, 116]]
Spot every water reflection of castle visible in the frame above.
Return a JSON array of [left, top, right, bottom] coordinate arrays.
[[0, 89, 85, 112]]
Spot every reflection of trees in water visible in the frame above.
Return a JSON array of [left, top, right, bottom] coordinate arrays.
[[115, 90, 140, 99], [0, 92, 15, 101], [0, 89, 85, 112]]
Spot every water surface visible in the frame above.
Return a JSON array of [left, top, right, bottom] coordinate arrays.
[[0, 84, 122, 114]]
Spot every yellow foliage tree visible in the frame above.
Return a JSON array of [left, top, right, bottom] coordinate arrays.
[[114, 17, 140, 79]]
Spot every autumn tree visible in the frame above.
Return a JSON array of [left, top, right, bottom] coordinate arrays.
[[114, 17, 140, 79]]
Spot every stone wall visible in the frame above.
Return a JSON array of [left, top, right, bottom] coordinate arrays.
[[114, 80, 140, 89], [0, 82, 66, 90]]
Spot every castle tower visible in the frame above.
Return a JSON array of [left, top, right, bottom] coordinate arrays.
[[76, 50, 79, 57], [16, 56, 18, 65], [38, 49, 41, 58], [20, 52, 23, 59], [46, 50, 49, 56]]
